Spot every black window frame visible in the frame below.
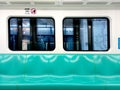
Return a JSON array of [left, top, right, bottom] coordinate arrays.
[[8, 17, 56, 51], [63, 17, 110, 51]]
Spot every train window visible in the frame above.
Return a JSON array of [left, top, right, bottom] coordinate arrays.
[[9, 17, 55, 51], [63, 18, 110, 51]]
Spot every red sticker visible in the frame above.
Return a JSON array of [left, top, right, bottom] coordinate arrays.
[[31, 8, 36, 14]]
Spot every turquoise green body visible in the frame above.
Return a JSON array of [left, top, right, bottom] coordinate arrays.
[[0, 54, 120, 90]]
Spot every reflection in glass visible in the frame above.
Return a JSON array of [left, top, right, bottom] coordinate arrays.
[[63, 18, 109, 51], [80, 19, 88, 50], [9, 18, 18, 50], [36, 19, 55, 50], [9, 18, 55, 51], [92, 19, 108, 50]]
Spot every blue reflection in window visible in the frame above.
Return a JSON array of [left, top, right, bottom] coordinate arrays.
[[64, 28, 74, 50], [63, 19, 74, 50], [9, 18, 18, 50], [22, 19, 30, 27], [22, 18, 30, 36], [36, 19, 55, 50], [80, 19, 88, 50], [63, 18, 109, 51], [10, 28, 18, 35], [10, 18, 17, 27], [92, 19, 108, 50], [10, 18, 18, 35], [37, 28, 54, 35], [9, 18, 55, 51]]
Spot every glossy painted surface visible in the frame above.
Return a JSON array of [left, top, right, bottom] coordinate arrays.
[[0, 54, 120, 90]]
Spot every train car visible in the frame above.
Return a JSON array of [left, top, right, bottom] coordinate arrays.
[[0, 0, 120, 90]]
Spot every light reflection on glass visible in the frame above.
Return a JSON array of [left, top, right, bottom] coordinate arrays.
[[63, 18, 109, 51], [9, 18, 55, 51]]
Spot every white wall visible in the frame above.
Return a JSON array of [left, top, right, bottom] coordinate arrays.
[[0, 9, 120, 54]]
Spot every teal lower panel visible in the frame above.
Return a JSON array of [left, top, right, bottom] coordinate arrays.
[[1, 85, 120, 90], [0, 76, 120, 90], [0, 86, 17, 90], [106, 86, 120, 90], [0, 54, 120, 90], [18, 85, 106, 90], [0, 85, 120, 90]]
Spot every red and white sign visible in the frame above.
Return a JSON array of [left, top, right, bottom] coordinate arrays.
[[25, 8, 37, 15], [31, 8, 36, 14]]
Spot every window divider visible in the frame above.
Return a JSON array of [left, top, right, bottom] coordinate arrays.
[[17, 18, 22, 50], [30, 18, 37, 50], [87, 19, 93, 51], [73, 19, 81, 51]]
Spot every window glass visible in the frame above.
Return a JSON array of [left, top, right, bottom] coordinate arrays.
[[92, 19, 108, 50], [63, 18, 109, 51], [9, 17, 55, 51]]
